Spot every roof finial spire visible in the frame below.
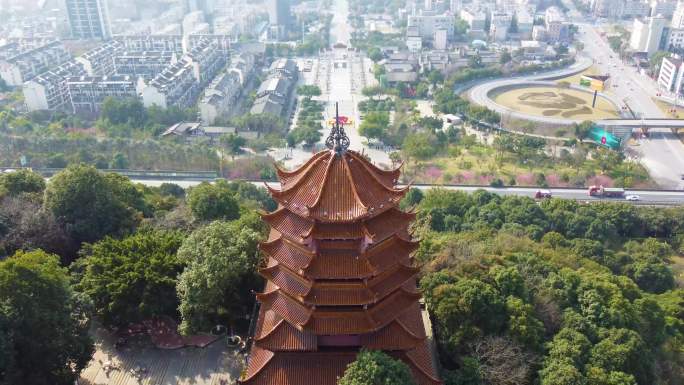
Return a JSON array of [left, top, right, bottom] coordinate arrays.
[[325, 102, 350, 155]]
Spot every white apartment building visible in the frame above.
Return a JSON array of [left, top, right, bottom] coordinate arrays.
[[460, 9, 487, 36], [657, 55, 684, 93], [67, 75, 138, 114], [114, 35, 185, 54], [141, 59, 200, 109], [545, 7, 569, 42], [490, 12, 512, 41], [23, 61, 86, 111], [199, 71, 241, 124], [75, 41, 122, 76], [673, 1, 684, 28], [184, 38, 226, 87], [434, 28, 448, 49], [407, 11, 455, 40], [630, 16, 666, 56], [0, 41, 71, 86], [114, 51, 177, 80]]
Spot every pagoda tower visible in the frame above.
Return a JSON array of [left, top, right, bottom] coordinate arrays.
[[240, 106, 442, 385]]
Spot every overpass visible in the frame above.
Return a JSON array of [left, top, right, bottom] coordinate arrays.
[[596, 118, 684, 129]]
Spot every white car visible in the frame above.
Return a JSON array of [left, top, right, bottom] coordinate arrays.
[[625, 195, 641, 201]]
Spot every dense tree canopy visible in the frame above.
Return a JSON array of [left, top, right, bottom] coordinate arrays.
[[338, 350, 416, 385], [411, 189, 683, 385], [43, 165, 146, 246], [75, 229, 185, 327], [187, 181, 241, 222], [176, 215, 264, 334], [0, 250, 93, 385], [0, 169, 45, 198]]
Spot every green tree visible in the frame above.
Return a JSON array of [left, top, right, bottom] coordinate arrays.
[[187, 181, 240, 221], [44, 165, 144, 245], [297, 85, 322, 100], [0, 250, 93, 385], [500, 51, 512, 64], [402, 132, 439, 161], [338, 349, 416, 385], [0, 169, 45, 197], [109, 152, 129, 169], [75, 229, 185, 327], [468, 54, 483, 69], [220, 133, 247, 160], [368, 47, 383, 62], [429, 278, 506, 349], [359, 111, 389, 141], [176, 219, 263, 334]]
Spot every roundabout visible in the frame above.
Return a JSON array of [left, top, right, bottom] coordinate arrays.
[[467, 56, 625, 126]]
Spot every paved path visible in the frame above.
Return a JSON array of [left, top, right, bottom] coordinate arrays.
[[78, 326, 242, 385]]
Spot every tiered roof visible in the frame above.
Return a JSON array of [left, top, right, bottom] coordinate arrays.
[[240, 135, 441, 385]]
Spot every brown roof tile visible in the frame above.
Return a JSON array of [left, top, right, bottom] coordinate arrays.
[[268, 150, 407, 223], [241, 351, 356, 385], [255, 320, 317, 351], [260, 237, 314, 273], [262, 208, 313, 243], [260, 260, 312, 298], [363, 208, 415, 242]]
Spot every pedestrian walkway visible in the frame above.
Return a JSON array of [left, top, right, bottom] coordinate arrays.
[[78, 325, 242, 385]]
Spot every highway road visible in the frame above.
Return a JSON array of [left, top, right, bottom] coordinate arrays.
[[577, 22, 684, 190], [129, 178, 684, 205]]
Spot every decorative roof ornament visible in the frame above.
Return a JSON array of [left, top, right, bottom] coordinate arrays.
[[325, 102, 350, 155]]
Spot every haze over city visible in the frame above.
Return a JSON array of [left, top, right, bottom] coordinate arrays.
[[0, 1, 683, 385]]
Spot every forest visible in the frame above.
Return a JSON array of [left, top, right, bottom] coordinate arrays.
[[0, 168, 681, 385]]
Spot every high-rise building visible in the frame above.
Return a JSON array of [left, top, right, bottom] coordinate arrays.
[[657, 55, 684, 93], [240, 122, 442, 385], [673, 1, 684, 28], [630, 16, 666, 56], [268, 0, 291, 28], [65, 0, 112, 40]]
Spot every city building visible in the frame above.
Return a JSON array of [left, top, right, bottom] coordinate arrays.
[[113, 51, 177, 81], [114, 35, 185, 54], [630, 15, 666, 56], [0, 40, 71, 86], [434, 28, 448, 49], [657, 55, 684, 93], [490, 11, 512, 41], [75, 41, 122, 76], [250, 58, 297, 117], [66, 75, 138, 114], [407, 11, 455, 40], [65, 0, 112, 40], [407, 25, 423, 52], [544, 7, 569, 42], [23, 61, 86, 111], [622, 0, 651, 18], [532, 25, 547, 41], [516, 9, 534, 40], [141, 59, 200, 109], [199, 71, 242, 124], [268, 0, 291, 39], [460, 8, 487, 38], [239, 134, 442, 385], [650, 0, 678, 18], [184, 38, 226, 87], [673, 0, 684, 28]]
